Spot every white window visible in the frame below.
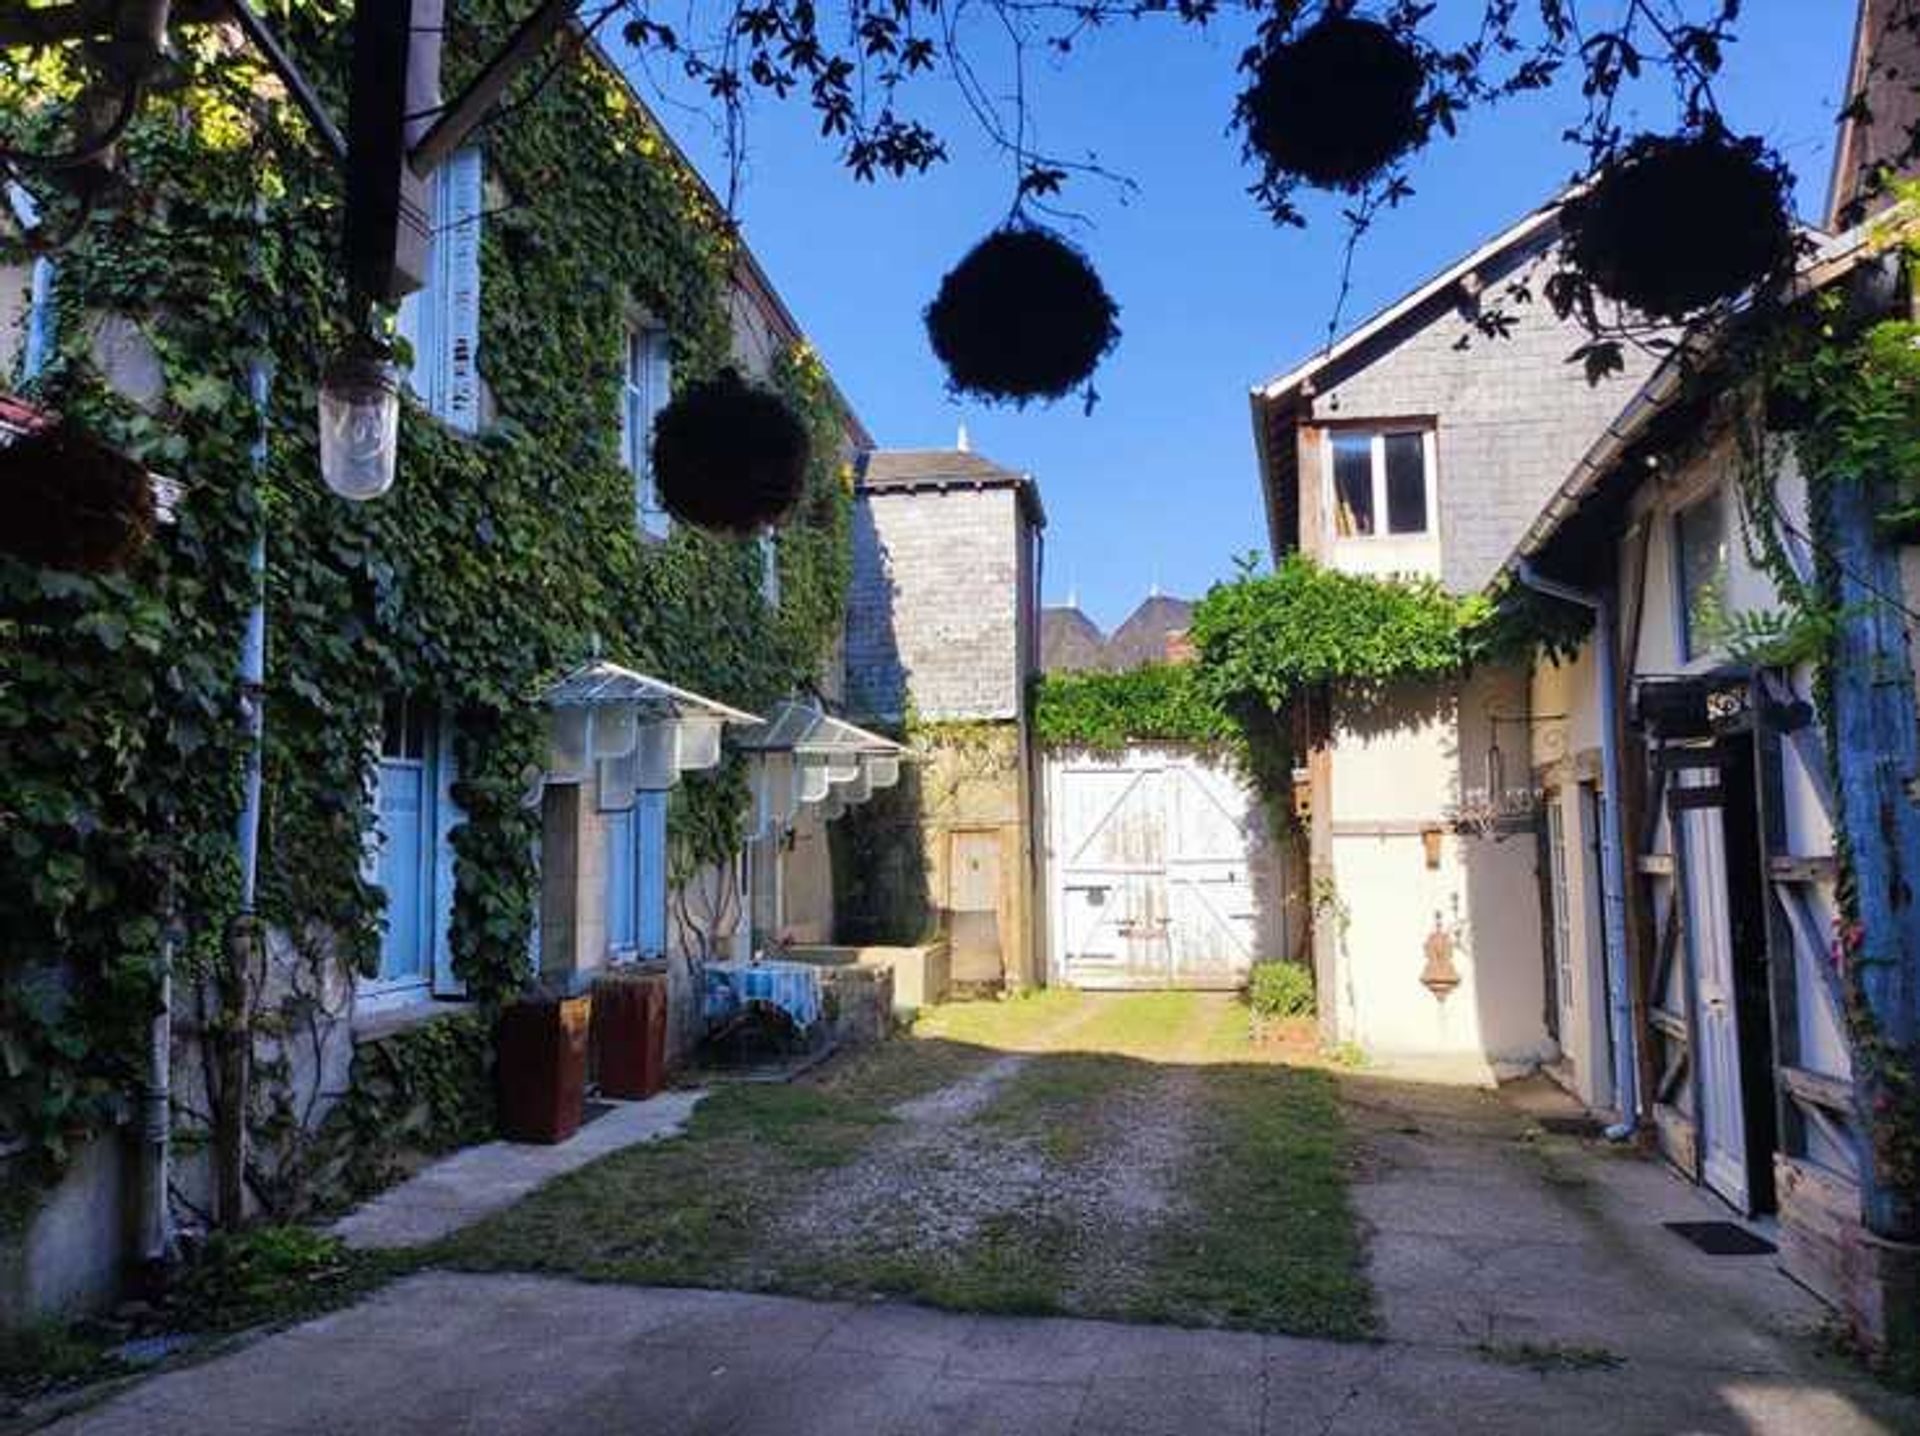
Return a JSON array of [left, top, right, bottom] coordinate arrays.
[[8, 186, 55, 381], [395, 147, 484, 432], [760, 532, 780, 608], [1327, 428, 1434, 540], [621, 323, 671, 538], [1675, 487, 1729, 661], [1545, 791, 1575, 1037]]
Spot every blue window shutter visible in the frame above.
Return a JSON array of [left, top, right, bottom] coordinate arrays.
[[638, 791, 669, 955], [22, 256, 55, 381], [438, 149, 484, 431], [431, 713, 466, 996], [394, 290, 424, 398], [641, 329, 671, 536], [760, 533, 780, 608]]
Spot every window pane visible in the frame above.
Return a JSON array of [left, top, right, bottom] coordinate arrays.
[[1384, 432, 1427, 535], [1677, 489, 1729, 658], [1331, 433, 1374, 537]]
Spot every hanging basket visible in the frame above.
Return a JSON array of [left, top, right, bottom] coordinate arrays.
[[924, 226, 1120, 405], [0, 419, 155, 574], [1241, 16, 1426, 191], [1560, 129, 1796, 321], [651, 370, 812, 536]]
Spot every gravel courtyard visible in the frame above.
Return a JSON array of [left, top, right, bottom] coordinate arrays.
[[437, 990, 1374, 1337]]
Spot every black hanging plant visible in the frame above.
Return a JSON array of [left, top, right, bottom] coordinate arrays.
[[1558, 126, 1798, 322], [0, 419, 155, 574], [1239, 15, 1427, 194], [924, 224, 1120, 406], [650, 369, 812, 536]]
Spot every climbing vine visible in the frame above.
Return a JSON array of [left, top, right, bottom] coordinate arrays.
[[1032, 554, 1585, 807], [1731, 228, 1920, 1253], [0, 1, 852, 1196]]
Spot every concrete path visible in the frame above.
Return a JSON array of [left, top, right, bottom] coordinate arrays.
[[330, 1090, 704, 1250], [40, 1266, 1915, 1436], [37, 1074, 1920, 1434]]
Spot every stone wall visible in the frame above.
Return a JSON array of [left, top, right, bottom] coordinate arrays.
[[846, 486, 1025, 721]]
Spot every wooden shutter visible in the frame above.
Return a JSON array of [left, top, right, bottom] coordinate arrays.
[[22, 256, 55, 380], [638, 791, 669, 954], [438, 148, 484, 432]]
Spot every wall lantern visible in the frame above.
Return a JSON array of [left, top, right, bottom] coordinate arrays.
[[317, 337, 400, 501]]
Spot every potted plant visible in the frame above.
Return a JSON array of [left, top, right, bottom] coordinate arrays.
[[1238, 16, 1427, 193], [924, 224, 1120, 406], [1558, 125, 1796, 322], [495, 983, 592, 1143], [651, 368, 811, 534], [0, 418, 155, 573], [590, 968, 670, 1100]]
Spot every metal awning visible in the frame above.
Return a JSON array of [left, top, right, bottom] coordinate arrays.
[[731, 700, 906, 830], [541, 660, 762, 806]]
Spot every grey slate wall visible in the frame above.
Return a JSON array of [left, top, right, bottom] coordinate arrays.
[[846, 485, 1026, 721], [1309, 236, 1662, 593]]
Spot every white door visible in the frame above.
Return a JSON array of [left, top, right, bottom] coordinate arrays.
[[1048, 751, 1260, 990], [1676, 767, 1749, 1211]]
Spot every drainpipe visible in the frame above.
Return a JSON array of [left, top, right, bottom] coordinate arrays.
[[1515, 561, 1638, 1139]]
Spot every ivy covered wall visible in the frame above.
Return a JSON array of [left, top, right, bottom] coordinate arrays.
[[0, 1, 855, 1209]]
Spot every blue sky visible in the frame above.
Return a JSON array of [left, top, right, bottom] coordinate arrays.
[[633, 6, 1856, 633]]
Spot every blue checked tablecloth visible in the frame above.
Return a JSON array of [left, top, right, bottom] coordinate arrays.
[[703, 960, 824, 1032]]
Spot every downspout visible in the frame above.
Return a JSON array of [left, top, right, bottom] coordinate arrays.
[[1515, 560, 1639, 1139]]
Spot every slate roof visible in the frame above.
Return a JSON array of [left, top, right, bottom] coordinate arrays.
[[1105, 595, 1195, 670], [1040, 606, 1109, 673], [856, 449, 1046, 526]]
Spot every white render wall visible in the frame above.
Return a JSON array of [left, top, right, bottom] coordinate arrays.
[[1326, 664, 1552, 1067]]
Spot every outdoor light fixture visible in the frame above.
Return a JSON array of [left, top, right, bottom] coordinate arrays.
[[317, 337, 400, 501]]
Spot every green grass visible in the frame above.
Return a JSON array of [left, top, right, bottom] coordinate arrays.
[[0, 1320, 123, 1403], [443, 991, 1375, 1343], [1131, 1062, 1376, 1340]]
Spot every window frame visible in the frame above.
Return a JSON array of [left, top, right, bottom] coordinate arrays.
[[621, 321, 672, 540], [362, 698, 464, 1011], [1321, 424, 1438, 543], [1673, 484, 1730, 663]]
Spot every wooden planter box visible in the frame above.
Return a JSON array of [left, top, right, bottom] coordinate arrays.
[[496, 993, 591, 1143], [591, 971, 669, 1100]]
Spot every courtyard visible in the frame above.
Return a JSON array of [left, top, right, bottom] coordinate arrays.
[[23, 993, 1918, 1434]]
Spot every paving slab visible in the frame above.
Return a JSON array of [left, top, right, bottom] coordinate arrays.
[[328, 1089, 704, 1250]]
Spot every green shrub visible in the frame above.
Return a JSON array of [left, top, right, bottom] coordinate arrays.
[[1247, 962, 1315, 1020]]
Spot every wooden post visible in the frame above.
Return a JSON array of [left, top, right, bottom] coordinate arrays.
[[1819, 475, 1920, 1245]]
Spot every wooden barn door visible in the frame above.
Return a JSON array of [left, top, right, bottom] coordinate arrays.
[[1046, 749, 1261, 990]]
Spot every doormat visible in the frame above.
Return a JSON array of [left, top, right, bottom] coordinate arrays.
[[1537, 1115, 1605, 1138], [1664, 1221, 1777, 1256]]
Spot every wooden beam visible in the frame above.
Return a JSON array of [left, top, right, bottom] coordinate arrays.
[[410, 0, 581, 175], [225, 0, 347, 164], [1770, 854, 1839, 883], [1782, 1063, 1857, 1116]]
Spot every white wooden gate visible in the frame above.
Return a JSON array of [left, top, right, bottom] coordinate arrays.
[[1044, 747, 1270, 989]]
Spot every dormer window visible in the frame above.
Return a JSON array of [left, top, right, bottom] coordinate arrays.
[[1329, 428, 1434, 539]]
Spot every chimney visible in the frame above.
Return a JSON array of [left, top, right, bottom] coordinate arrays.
[[1829, 0, 1920, 229], [955, 422, 971, 453]]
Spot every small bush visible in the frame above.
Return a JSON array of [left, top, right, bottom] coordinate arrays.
[[1248, 961, 1315, 1020]]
